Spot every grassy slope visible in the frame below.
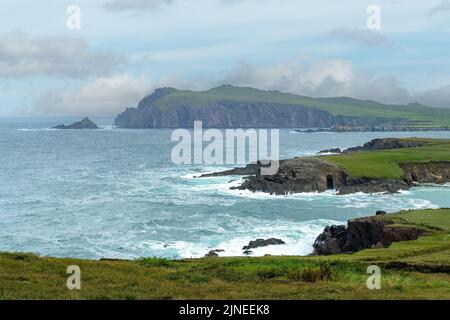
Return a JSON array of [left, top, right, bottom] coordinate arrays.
[[153, 86, 450, 127], [323, 138, 450, 179], [1, 209, 450, 300]]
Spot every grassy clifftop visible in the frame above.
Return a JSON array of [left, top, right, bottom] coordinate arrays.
[[1, 209, 450, 300], [151, 85, 450, 127], [324, 138, 450, 179]]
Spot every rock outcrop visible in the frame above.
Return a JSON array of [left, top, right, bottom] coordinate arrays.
[[201, 138, 450, 196], [53, 117, 98, 129], [344, 138, 426, 153], [312, 216, 423, 255], [401, 161, 450, 185], [232, 157, 350, 195], [318, 148, 342, 154], [242, 238, 285, 250]]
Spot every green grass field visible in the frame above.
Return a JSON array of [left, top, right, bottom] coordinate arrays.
[[153, 86, 450, 127], [1, 209, 450, 300], [323, 138, 450, 179]]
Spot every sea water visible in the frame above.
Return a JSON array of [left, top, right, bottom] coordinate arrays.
[[0, 117, 449, 259]]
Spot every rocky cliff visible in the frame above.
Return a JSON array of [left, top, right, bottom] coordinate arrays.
[[312, 215, 423, 255], [114, 86, 450, 129], [200, 138, 450, 195], [401, 161, 450, 184], [115, 98, 356, 128]]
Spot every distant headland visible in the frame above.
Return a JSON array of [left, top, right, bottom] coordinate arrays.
[[114, 85, 450, 131]]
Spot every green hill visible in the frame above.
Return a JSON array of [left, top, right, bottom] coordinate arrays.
[[115, 85, 450, 128]]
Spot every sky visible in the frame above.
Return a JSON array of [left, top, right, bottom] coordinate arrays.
[[0, 0, 450, 116]]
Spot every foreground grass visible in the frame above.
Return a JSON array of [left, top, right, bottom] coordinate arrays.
[[1, 209, 450, 300], [324, 138, 450, 179]]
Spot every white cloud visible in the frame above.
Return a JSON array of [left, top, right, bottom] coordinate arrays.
[[33, 74, 151, 116], [218, 56, 411, 105], [0, 31, 123, 78], [428, 1, 450, 17], [415, 85, 450, 108]]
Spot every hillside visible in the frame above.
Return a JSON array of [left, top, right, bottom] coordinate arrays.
[[325, 138, 450, 179], [1, 209, 450, 299], [114, 85, 450, 129]]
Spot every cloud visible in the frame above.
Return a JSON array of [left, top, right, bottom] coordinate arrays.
[[327, 28, 394, 47], [218, 56, 411, 105], [33, 74, 151, 116], [0, 31, 123, 78], [415, 85, 450, 108], [427, 1, 450, 17]]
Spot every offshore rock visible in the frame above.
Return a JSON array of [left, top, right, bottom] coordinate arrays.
[[53, 117, 98, 129], [242, 238, 286, 250]]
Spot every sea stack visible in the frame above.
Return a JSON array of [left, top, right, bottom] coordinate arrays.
[[53, 117, 99, 129]]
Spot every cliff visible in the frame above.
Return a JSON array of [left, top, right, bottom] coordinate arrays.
[[201, 138, 450, 195], [114, 85, 450, 129], [312, 215, 423, 255]]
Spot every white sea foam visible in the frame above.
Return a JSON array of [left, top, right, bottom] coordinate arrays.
[[17, 128, 57, 131], [143, 219, 345, 259]]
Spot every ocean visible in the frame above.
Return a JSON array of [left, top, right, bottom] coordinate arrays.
[[1, 117, 449, 259]]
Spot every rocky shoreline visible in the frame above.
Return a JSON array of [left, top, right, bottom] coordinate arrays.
[[203, 211, 427, 258], [199, 138, 450, 196], [295, 126, 450, 133]]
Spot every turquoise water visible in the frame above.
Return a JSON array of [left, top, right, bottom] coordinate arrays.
[[1, 117, 449, 259]]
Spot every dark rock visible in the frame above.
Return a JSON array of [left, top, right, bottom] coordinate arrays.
[[318, 148, 342, 154], [401, 161, 450, 185], [242, 238, 286, 250], [312, 217, 423, 255], [199, 138, 450, 196], [382, 226, 423, 245], [376, 210, 387, 216], [232, 157, 349, 195], [342, 218, 387, 252], [199, 163, 259, 178], [313, 225, 347, 255], [205, 250, 219, 257], [344, 138, 426, 153], [53, 117, 98, 129]]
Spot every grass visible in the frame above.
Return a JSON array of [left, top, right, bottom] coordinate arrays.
[[152, 85, 450, 127], [1, 209, 450, 299], [323, 138, 450, 179]]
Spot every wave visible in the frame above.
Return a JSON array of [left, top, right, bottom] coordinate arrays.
[[139, 218, 344, 259], [16, 128, 57, 131]]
